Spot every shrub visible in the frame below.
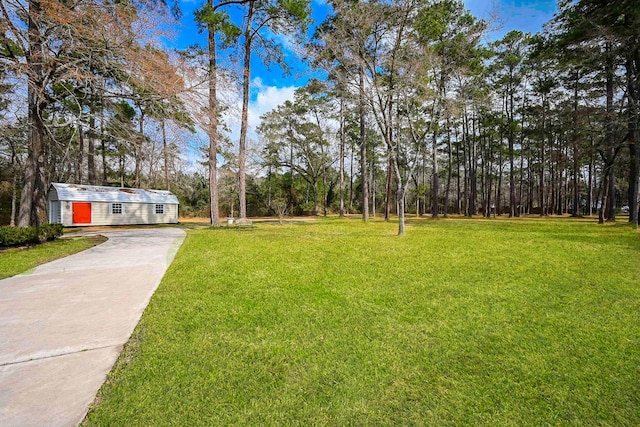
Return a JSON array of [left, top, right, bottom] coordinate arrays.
[[38, 223, 64, 241], [0, 226, 39, 247], [298, 201, 318, 216], [0, 223, 64, 247]]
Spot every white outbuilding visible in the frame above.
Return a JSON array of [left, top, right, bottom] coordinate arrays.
[[47, 183, 179, 226]]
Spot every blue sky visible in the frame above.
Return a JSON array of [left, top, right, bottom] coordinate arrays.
[[463, 0, 558, 39], [172, 0, 558, 166], [172, 0, 557, 88]]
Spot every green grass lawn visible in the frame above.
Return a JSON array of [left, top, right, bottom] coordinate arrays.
[[0, 235, 106, 279], [84, 217, 640, 426]]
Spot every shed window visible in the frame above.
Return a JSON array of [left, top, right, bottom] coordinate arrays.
[[111, 203, 123, 214], [155, 204, 165, 214]]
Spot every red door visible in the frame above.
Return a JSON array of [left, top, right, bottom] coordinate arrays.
[[72, 202, 91, 224]]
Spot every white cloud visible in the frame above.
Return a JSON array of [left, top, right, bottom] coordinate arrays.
[[271, 31, 306, 61], [178, 64, 299, 171], [247, 78, 297, 132]]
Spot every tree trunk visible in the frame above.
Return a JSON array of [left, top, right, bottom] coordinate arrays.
[[518, 146, 524, 215], [267, 167, 272, 211], [539, 94, 546, 216], [629, 137, 639, 225], [384, 87, 394, 221], [339, 98, 345, 217], [486, 135, 496, 217], [599, 166, 610, 224], [162, 119, 170, 191], [468, 112, 477, 217], [10, 140, 18, 226], [312, 178, 320, 216], [19, 1, 47, 227], [322, 151, 328, 216], [587, 138, 593, 216], [384, 157, 393, 220], [572, 150, 580, 216], [550, 135, 556, 214], [87, 102, 97, 185], [509, 89, 517, 217], [497, 149, 503, 216], [518, 88, 528, 216], [359, 67, 369, 222], [370, 157, 376, 216], [392, 154, 405, 235], [605, 45, 616, 222], [349, 142, 354, 213], [480, 133, 487, 217], [432, 130, 439, 218], [606, 167, 615, 221], [101, 105, 108, 185], [627, 53, 639, 226], [571, 71, 580, 216], [119, 151, 125, 187], [456, 125, 462, 214], [527, 157, 533, 214], [422, 155, 427, 216], [77, 124, 84, 184], [238, 1, 254, 220], [101, 137, 108, 185], [208, 0, 220, 226], [444, 125, 452, 218], [135, 110, 144, 188]]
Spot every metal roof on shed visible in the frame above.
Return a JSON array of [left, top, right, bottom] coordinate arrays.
[[50, 183, 179, 204]]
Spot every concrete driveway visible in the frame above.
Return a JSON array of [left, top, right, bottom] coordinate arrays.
[[0, 227, 186, 426]]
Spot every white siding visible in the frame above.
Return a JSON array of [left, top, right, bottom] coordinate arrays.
[[61, 201, 73, 227], [80, 202, 178, 226], [48, 201, 61, 224]]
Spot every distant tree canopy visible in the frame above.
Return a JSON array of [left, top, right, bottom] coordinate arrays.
[[0, 0, 191, 226], [0, 0, 638, 232]]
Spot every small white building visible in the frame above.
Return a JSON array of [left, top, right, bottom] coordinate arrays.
[[47, 183, 179, 226]]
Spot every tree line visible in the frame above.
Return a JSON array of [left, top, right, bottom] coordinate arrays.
[[1, 0, 638, 234], [0, 0, 309, 227], [0, 0, 196, 226], [259, 0, 639, 234]]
